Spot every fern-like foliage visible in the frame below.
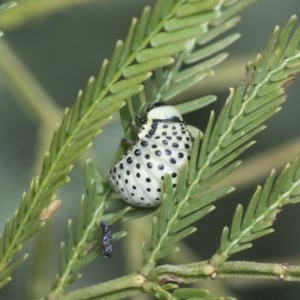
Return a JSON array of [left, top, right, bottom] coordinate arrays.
[[0, 0, 255, 286], [41, 12, 300, 300], [142, 131, 235, 269], [37, 12, 300, 300], [52, 161, 107, 292], [117, 4, 249, 151], [141, 15, 300, 270], [3, 0, 300, 298], [50, 160, 127, 294], [211, 155, 300, 265]]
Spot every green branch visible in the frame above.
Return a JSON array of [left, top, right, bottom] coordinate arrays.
[[56, 260, 300, 300], [56, 273, 144, 300], [142, 14, 300, 272], [55, 11, 300, 300], [49, 161, 130, 295], [155, 260, 300, 282], [211, 155, 300, 265], [2, 0, 300, 299], [1, 0, 241, 286], [0, 0, 257, 287]]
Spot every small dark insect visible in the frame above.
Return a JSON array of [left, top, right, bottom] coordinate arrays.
[[100, 220, 113, 258]]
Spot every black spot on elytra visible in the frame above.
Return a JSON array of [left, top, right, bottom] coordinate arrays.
[[141, 141, 148, 147], [126, 157, 133, 164], [158, 164, 164, 170], [134, 149, 141, 156], [165, 149, 171, 155], [155, 150, 162, 157], [170, 158, 176, 164]]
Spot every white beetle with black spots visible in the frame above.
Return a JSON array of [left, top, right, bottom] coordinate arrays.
[[109, 102, 193, 207]]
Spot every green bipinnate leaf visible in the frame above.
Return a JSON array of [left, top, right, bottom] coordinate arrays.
[[0, 0, 255, 288], [211, 155, 300, 265], [2, 1, 300, 299], [142, 15, 300, 271], [39, 13, 300, 300]]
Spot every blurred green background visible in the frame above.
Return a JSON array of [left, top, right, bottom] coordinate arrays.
[[0, 0, 299, 299]]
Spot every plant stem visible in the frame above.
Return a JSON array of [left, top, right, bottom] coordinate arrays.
[[51, 195, 107, 293], [155, 260, 300, 282], [49, 260, 300, 299], [53, 273, 145, 300]]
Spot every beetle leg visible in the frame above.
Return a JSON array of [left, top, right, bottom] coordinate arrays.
[[136, 113, 146, 124], [130, 122, 141, 133]]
